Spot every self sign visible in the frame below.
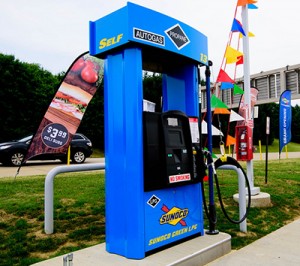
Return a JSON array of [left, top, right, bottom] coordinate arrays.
[[99, 34, 123, 49]]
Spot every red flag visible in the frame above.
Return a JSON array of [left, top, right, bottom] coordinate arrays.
[[216, 69, 235, 83], [23, 52, 104, 163], [236, 55, 244, 65]]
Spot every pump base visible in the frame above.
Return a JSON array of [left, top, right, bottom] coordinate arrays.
[[32, 233, 231, 266], [206, 229, 220, 235], [234, 192, 271, 208]]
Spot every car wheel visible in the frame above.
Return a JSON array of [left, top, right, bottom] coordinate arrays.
[[72, 150, 86, 164], [10, 152, 25, 166]]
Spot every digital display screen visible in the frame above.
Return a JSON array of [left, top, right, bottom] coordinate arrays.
[[167, 117, 178, 126], [169, 131, 183, 146]]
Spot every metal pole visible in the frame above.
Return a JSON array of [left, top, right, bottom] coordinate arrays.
[[242, 5, 258, 195], [205, 61, 218, 235], [265, 117, 270, 184]]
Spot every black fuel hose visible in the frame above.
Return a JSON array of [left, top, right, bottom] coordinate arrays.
[[199, 149, 217, 226], [199, 151, 251, 225]]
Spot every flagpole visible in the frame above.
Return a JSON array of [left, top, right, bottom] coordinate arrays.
[[242, 4, 260, 195]]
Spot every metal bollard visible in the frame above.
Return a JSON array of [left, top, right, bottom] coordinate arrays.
[[44, 163, 105, 234], [63, 253, 73, 266]]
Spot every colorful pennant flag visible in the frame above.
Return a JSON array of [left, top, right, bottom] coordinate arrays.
[[225, 46, 243, 64], [226, 135, 236, 147], [230, 110, 245, 122], [233, 84, 244, 95], [216, 69, 235, 83], [236, 55, 244, 65], [239, 31, 255, 38], [211, 95, 228, 109], [214, 108, 231, 115], [237, 0, 257, 6], [221, 82, 234, 90], [248, 4, 258, 9], [231, 18, 245, 36], [203, 147, 218, 159], [202, 120, 224, 136]]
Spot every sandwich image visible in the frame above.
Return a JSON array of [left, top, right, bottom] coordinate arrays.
[[50, 82, 93, 120]]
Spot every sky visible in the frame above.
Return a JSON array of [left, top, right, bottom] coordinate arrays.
[[1, 0, 300, 84]]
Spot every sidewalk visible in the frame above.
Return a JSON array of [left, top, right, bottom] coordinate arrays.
[[208, 218, 300, 265], [32, 218, 300, 265]]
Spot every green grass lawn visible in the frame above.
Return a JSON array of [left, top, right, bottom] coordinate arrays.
[[255, 139, 300, 153], [0, 158, 299, 265]]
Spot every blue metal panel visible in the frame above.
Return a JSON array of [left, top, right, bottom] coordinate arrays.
[[104, 53, 126, 253], [144, 184, 203, 252], [90, 2, 208, 65], [162, 64, 199, 117], [89, 6, 129, 56], [104, 48, 145, 259], [162, 75, 186, 112], [184, 65, 200, 116]]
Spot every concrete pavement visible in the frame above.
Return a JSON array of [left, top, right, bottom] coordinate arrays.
[[32, 218, 300, 266], [207, 218, 300, 265], [1, 152, 299, 179], [0, 158, 105, 178]]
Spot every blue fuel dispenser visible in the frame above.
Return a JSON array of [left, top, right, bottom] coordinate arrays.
[[89, 2, 208, 259]]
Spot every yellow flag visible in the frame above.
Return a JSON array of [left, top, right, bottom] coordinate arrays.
[[225, 46, 243, 64], [239, 31, 255, 38]]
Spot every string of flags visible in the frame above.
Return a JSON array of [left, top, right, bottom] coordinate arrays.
[[207, 0, 258, 151]]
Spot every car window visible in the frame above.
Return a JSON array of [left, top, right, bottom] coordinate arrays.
[[73, 134, 83, 140], [19, 136, 32, 142]]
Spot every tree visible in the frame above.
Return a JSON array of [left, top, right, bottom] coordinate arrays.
[[253, 103, 278, 145], [292, 105, 300, 143], [0, 53, 60, 141], [143, 72, 162, 112]]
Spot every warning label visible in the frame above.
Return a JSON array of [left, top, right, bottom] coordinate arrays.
[[169, 173, 191, 183]]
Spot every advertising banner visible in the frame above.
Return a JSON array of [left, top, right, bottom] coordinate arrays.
[[23, 52, 103, 163], [279, 90, 292, 155]]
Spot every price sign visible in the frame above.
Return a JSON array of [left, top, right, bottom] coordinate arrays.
[[41, 123, 69, 148]]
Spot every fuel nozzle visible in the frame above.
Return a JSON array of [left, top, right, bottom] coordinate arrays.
[[192, 145, 207, 181]]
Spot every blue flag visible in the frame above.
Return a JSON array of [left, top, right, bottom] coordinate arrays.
[[220, 82, 234, 90], [279, 90, 292, 155], [231, 18, 246, 36]]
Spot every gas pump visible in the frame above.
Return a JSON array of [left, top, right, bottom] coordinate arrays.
[[143, 110, 205, 253], [235, 125, 253, 161], [89, 2, 208, 259], [143, 110, 200, 191]]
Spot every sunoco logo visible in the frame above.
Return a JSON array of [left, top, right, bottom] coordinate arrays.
[[165, 24, 190, 50], [160, 205, 188, 226]]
